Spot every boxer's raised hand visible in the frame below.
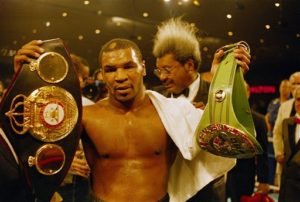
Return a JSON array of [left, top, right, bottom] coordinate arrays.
[[13, 40, 45, 73]]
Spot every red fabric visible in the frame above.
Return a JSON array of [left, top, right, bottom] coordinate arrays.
[[240, 193, 275, 202], [295, 117, 300, 124]]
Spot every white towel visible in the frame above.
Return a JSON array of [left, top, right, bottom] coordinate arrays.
[[147, 90, 236, 202]]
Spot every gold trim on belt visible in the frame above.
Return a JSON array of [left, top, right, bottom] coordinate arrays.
[[5, 85, 78, 142]]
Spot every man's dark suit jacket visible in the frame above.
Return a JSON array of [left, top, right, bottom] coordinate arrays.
[[191, 78, 210, 104], [226, 110, 269, 202], [279, 117, 300, 202], [0, 132, 33, 202]]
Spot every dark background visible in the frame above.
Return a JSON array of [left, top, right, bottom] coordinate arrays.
[[0, 0, 299, 113]]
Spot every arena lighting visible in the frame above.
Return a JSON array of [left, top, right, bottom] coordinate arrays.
[[112, 17, 132, 24], [250, 86, 276, 94], [193, 0, 200, 6], [228, 31, 233, 36], [78, 35, 84, 40], [265, 24, 271, 30], [143, 12, 149, 17], [95, 29, 101, 34]]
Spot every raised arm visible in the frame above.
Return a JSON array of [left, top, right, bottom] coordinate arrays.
[[13, 40, 45, 72]]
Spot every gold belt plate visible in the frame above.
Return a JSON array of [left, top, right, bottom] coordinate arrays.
[[5, 86, 78, 142]]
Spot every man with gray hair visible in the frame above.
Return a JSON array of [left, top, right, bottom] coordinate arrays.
[[273, 71, 300, 186], [152, 17, 209, 109], [152, 17, 251, 202], [278, 85, 300, 202]]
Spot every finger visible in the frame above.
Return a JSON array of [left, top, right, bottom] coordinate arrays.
[[71, 161, 90, 170], [234, 51, 250, 63], [213, 49, 225, 61], [234, 49, 251, 73], [69, 169, 86, 177], [14, 54, 32, 65], [72, 164, 88, 171], [13, 54, 33, 73], [21, 40, 44, 51], [70, 166, 90, 177], [237, 44, 251, 55], [72, 170, 89, 178], [16, 45, 44, 59], [69, 167, 89, 178], [233, 48, 251, 62], [72, 157, 89, 165], [236, 60, 249, 73], [15, 40, 44, 59], [75, 150, 83, 155], [211, 49, 225, 76], [25, 39, 43, 46], [75, 150, 84, 158], [71, 166, 89, 174]]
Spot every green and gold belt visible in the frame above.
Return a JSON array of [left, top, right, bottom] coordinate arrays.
[[196, 41, 262, 159]]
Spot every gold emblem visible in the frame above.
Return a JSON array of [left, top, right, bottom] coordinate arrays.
[[29, 52, 69, 83], [5, 86, 78, 142]]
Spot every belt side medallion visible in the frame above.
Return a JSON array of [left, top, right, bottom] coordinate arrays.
[[29, 52, 69, 83]]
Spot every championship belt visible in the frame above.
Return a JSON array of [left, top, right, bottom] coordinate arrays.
[[196, 41, 262, 158], [0, 39, 82, 201]]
